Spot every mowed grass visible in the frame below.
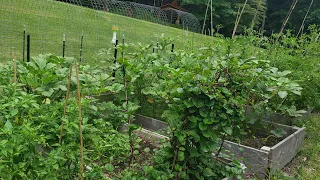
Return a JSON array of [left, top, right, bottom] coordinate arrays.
[[271, 114, 320, 180], [0, 0, 215, 63]]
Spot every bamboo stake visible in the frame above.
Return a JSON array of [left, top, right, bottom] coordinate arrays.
[[281, 0, 296, 30], [251, 0, 263, 29], [279, 0, 299, 34], [75, 60, 85, 180], [235, 6, 241, 24], [232, 1, 248, 39], [210, 0, 213, 37], [59, 64, 73, 144], [13, 53, 17, 92], [261, 10, 267, 34], [202, 0, 210, 34], [297, 0, 313, 37]]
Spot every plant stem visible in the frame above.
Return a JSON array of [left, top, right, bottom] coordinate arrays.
[[75, 60, 85, 180], [216, 135, 226, 157], [59, 64, 73, 144]]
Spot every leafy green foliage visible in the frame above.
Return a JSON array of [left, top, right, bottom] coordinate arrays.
[[0, 55, 132, 179], [105, 37, 303, 179]]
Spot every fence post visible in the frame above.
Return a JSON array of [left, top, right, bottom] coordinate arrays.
[[27, 35, 30, 62], [80, 31, 84, 62], [23, 25, 26, 61], [63, 34, 66, 57], [112, 40, 118, 78]]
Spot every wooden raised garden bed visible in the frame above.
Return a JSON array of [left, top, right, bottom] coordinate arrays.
[[129, 114, 305, 179]]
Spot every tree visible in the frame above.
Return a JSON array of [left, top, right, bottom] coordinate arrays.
[[265, 0, 320, 35], [181, 0, 267, 36]]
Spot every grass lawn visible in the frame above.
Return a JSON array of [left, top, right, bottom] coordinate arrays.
[[271, 114, 320, 180], [0, 0, 215, 63]]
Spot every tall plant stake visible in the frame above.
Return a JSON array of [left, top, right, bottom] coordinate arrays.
[[251, 0, 263, 29], [232, 1, 248, 39], [75, 60, 85, 180], [201, 0, 210, 34], [13, 52, 17, 92], [297, 0, 313, 37], [62, 34, 66, 57], [23, 25, 26, 61], [279, 0, 298, 35], [80, 31, 84, 62], [210, 0, 213, 37], [59, 64, 73, 144]]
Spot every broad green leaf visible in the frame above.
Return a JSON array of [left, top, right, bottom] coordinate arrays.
[[202, 129, 213, 138], [42, 89, 54, 97], [199, 109, 208, 118], [183, 100, 193, 108], [178, 151, 184, 161], [188, 116, 199, 123], [223, 127, 233, 135], [270, 128, 287, 138], [278, 91, 288, 99], [144, 147, 150, 153], [291, 90, 301, 95], [4, 120, 13, 130], [45, 63, 56, 70], [203, 168, 215, 177], [199, 122, 207, 131], [187, 130, 200, 142], [192, 98, 204, 108], [34, 57, 47, 70], [177, 88, 184, 93], [203, 118, 213, 125], [10, 109, 18, 116], [104, 164, 114, 172]]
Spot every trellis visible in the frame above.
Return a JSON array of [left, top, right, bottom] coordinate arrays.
[[59, 0, 201, 32]]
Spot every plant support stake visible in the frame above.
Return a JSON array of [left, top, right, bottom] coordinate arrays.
[[279, 0, 299, 35], [232, 0, 248, 38], [27, 35, 30, 62], [23, 25, 26, 61], [75, 60, 85, 180], [122, 34, 125, 77], [297, 0, 313, 37], [13, 52, 17, 92], [80, 31, 84, 62], [59, 64, 73, 144], [112, 40, 118, 78], [62, 34, 66, 57], [201, 0, 210, 34]]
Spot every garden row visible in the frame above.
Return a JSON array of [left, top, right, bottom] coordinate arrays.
[[0, 26, 319, 179]]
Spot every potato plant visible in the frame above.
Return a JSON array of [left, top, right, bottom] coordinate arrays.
[[107, 37, 304, 179], [0, 32, 307, 179]]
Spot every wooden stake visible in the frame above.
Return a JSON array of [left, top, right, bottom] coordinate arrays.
[[75, 60, 85, 180], [297, 0, 313, 37], [232, 0, 248, 38], [251, 0, 263, 29], [279, 0, 299, 34], [13, 53, 17, 92], [59, 64, 73, 144], [210, 0, 213, 37], [202, 0, 210, 34]]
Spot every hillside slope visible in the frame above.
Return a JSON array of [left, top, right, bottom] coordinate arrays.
[[0, 0, 212, 62]]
